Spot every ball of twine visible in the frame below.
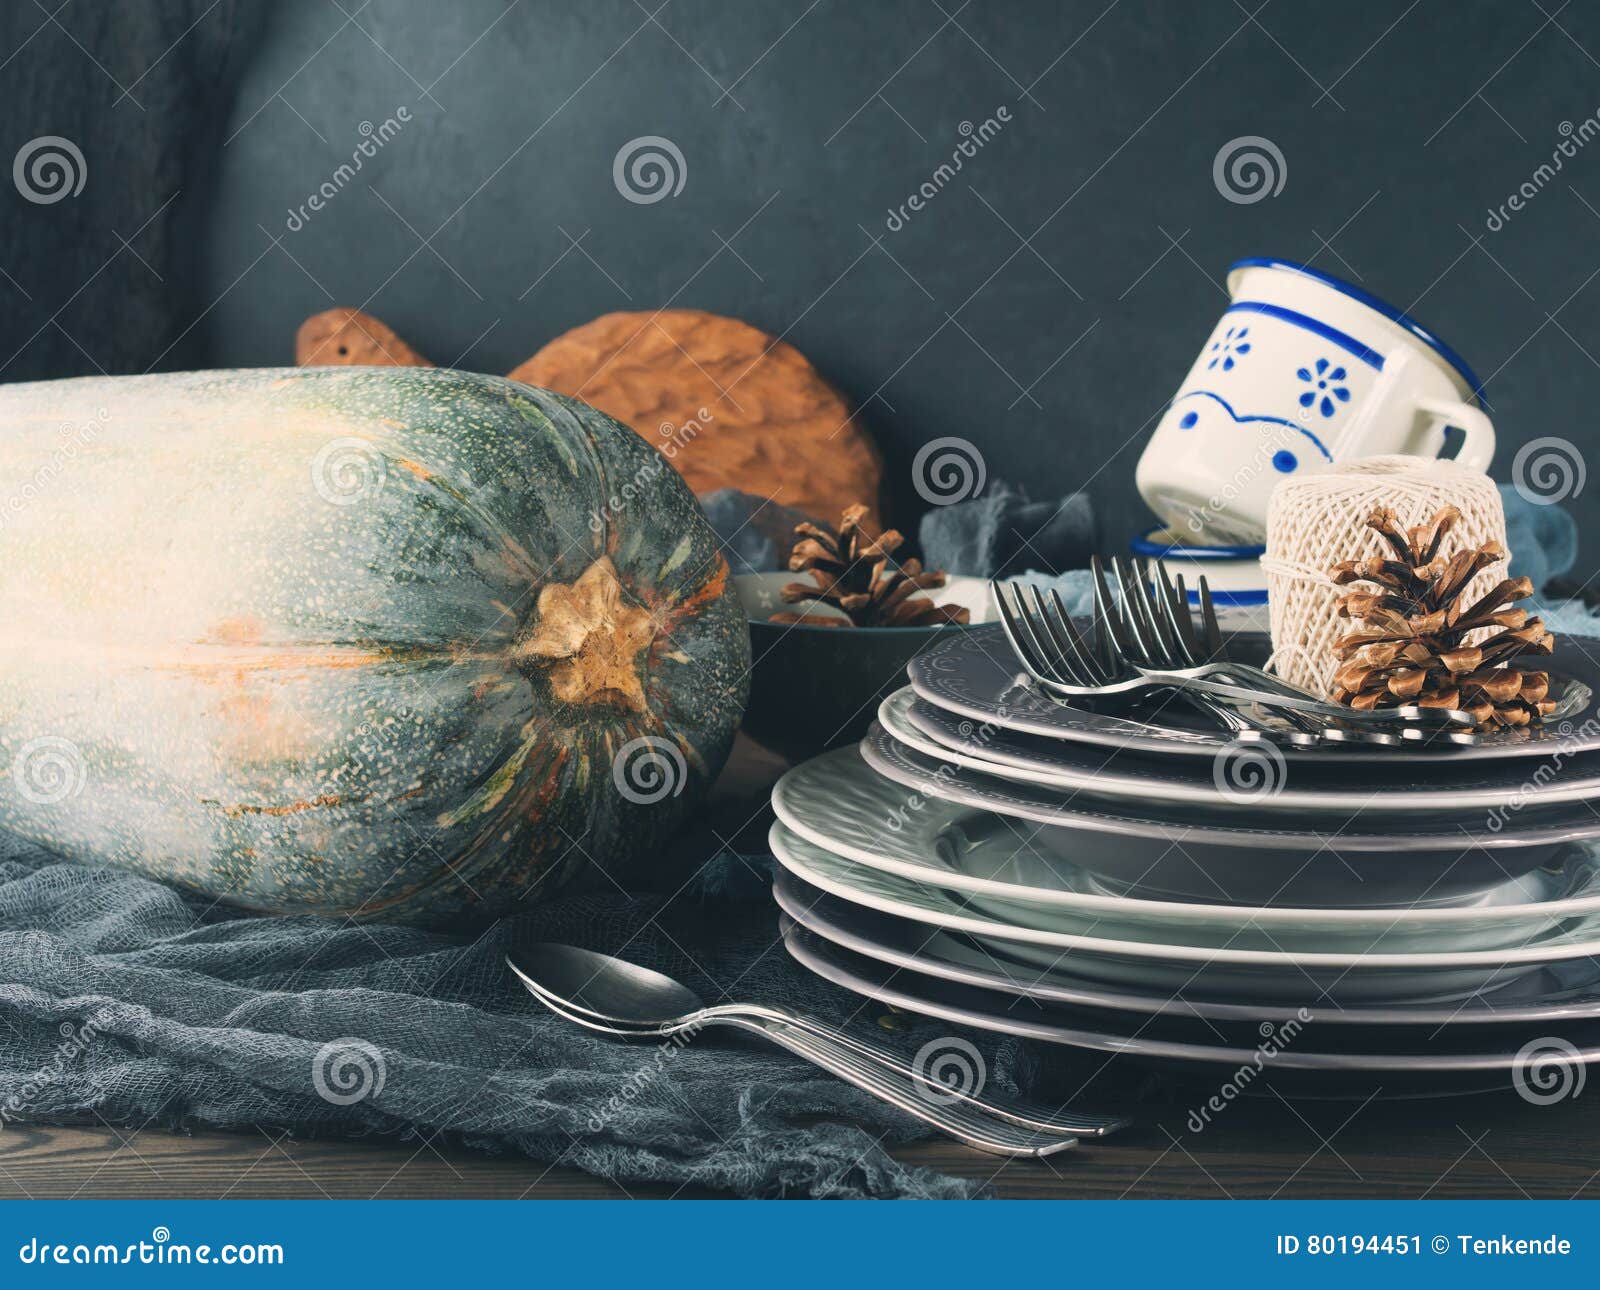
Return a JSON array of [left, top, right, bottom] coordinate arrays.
[[1262, 455, 1507, 694]]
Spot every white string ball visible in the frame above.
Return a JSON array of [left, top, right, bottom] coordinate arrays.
[[1261, 455, 1507, 695]]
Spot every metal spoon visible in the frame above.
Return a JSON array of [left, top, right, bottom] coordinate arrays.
[[507, 944, 1123, 1140], [507, 944, 1125, 1152], [507, 950, 1077, 1157], [510, 944, 1118, 1133]]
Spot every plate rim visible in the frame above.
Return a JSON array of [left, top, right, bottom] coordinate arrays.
[[909, 623, 1599, 766], [862, 725, 1600, 854], [887, 686, 1600, 815], [781, 919, 1600, 1072], [768, 817, 1600, 969], [770, 746, 1600, 928], [772, 867, 1600, 1027]]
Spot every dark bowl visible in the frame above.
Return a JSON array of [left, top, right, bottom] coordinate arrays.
[[736, 572, 991, 763]]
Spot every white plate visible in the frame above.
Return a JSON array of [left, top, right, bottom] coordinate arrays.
[[770, 744, 1600, 941], [772, 867, 1600, 1029], [781, 919, 1600, 1092], [1128, 526, 1266, 606], [769, 819, 1600, 1002], [860, 727, 1595, 907], [884, 686, 1600, 815]]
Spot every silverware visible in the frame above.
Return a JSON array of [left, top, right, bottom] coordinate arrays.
[[1126, 560, 1472, 742], [1104, 555, 1333, 744], [993, 562, 1477, 746], [994, 576, 1317, 744], [507, 945, 1124, 1155], [509, 944, 1123, 1139], [1112, 557, 1478, 746]]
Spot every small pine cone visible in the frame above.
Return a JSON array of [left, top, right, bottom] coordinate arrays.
[[777, 504, 971, 628]]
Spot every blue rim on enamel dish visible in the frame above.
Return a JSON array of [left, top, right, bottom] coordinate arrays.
[[1130, 526, 1266, 560], [1190, 587, 1269, 607], [1226, 257, 1486, 402]]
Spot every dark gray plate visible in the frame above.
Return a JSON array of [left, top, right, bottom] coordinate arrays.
[[860, 725, 1600, 907], [908, 624, 1596, 765], [889, 686, 1600, 814]]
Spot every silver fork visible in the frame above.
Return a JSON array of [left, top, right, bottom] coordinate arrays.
[[993, 577, 1315, 743], [993, 567, 1474, 742], [1104, 556, 1379, 746], [1116, 558, 1478, 746]]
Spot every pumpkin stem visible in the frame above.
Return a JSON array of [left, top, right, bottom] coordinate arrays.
[[510, 556, 656, 713]]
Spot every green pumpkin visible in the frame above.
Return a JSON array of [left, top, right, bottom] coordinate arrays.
[[0, 368, 747, 925]]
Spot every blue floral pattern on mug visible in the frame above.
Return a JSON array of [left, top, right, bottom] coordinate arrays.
[[1296, 357, 1350, 418], [1207, 325, 1251, 371]]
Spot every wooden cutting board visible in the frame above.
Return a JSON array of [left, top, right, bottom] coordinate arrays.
[[296, 308, 431, 367], [294, 306, 883, 526]]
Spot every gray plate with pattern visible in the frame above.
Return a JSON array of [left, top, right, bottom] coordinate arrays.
[[860, 728, 1600, 907], [772, 865, 1600, 1030], [884, 686, 1600, 815], [908, 624, 1596, 765]]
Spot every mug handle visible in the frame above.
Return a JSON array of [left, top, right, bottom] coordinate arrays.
[[1416, 397, 1494, 472]]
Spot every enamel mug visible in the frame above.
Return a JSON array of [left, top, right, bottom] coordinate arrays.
[[1135, 258, 1494, 545]]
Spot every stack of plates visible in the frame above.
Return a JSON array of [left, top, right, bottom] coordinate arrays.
[[771, 622, 1600, 1097]]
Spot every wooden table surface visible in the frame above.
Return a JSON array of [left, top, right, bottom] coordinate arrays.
[[3, 1091, 1595, 1199], [1, 736, 1593, 1200]]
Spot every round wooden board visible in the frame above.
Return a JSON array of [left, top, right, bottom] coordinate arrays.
[[510, 309, 882, 526]]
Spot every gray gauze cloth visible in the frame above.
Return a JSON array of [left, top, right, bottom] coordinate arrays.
[[919, 482, 1098, 580], [0, 845, 1074, 1199]]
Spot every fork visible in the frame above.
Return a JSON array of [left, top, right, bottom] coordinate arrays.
[[1108, 557, 1478, 746], [994, 577, 1317, 743], [993, 567, 1474, 742]]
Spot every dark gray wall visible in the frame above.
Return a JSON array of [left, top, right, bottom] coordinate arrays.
[[204, 0, 1600, 570]]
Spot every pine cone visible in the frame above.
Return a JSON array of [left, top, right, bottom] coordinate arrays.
[[1327, 505, 1556, 729], [769, 504, 971, 628]]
